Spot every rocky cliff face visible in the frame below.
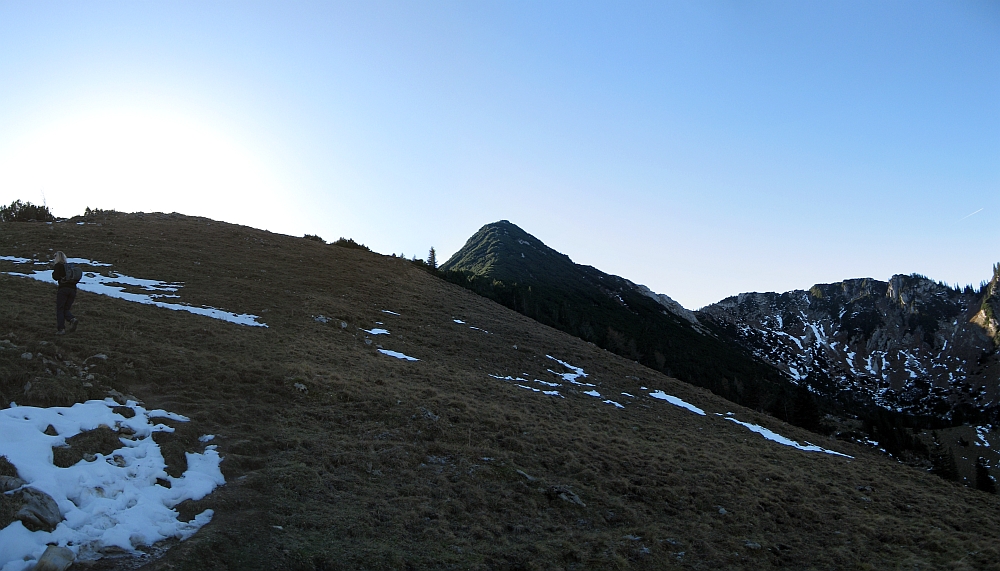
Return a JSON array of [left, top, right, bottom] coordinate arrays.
[[970, 264, 1000, 345], [699, 272, 1000, 419]]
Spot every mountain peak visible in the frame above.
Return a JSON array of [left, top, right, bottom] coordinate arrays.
[[440, 220, 572, 283]]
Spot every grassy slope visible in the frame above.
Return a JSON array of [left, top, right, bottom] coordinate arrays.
[[0, 213, 998, 570]]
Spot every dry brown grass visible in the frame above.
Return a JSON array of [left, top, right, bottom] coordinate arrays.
[[1, 212, 999, 570]]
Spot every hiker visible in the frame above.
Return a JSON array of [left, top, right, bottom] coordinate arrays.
[[51, 251, 79, 335]]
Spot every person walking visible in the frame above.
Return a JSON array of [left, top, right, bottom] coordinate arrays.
[[51, 251, 79, 335]]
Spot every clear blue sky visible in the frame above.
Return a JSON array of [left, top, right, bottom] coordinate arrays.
[[1, 1, 997, 308]]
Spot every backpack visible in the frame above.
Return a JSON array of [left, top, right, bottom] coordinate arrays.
[[63, 263, 83, 285]]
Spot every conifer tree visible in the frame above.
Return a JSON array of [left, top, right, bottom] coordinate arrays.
[[932, 450, 960, 481], [428, 247, 437, 270], [976, 457, 997, 493]]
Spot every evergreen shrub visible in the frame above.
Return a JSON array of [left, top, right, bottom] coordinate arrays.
[[0, 200, 53, 222]]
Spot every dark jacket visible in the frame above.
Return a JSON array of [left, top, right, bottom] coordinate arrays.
[[52, 262, 77, 289]]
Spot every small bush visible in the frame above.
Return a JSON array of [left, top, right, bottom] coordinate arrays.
[[332, 238, 370, 252], [0, 200, 53, 222], [304, 234, 325, 243]]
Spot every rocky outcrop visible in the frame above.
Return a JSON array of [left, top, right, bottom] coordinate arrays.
[[971, 265, 1000, 345], [700, 271, 1000, 418], [632, 283, 700, 325]]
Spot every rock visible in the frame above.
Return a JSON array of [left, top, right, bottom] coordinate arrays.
[[88, 353, 107, 361], [21, 352, 32, 360], [546, 485, 586, 507], [314, 315, 329, 323], [516, 469, 537, 482], [0, 476, 26, 492], [340, 321, 348, 329], [718, 507, 728, 515], [293, 382, 307, 393], [16, 487, 63, 532], [31, 545, 75, 571], [744, 540, 762, 551]]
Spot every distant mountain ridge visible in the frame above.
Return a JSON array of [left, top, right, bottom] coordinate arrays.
[[700, 267, 1000, 422]]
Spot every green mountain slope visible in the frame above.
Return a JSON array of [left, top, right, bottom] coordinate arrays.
[[440, 221, 813, 424]]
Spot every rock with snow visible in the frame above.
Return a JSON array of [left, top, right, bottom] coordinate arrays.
[[30, 545, 75, 571], [13, 486, 63, 532]]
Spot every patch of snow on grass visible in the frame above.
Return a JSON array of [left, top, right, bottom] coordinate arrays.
[[514, 385, 564, 398], [621, 392, 635, 398], [724, 417, 853, 458], [378, 349, 418, 361], [603, 400, 624, 409], [363, 328, 390, 335], [381, 310, 400, 315], [453, 319, 465, 324], [583, 390, 601, 398], [648, 391, 705, 415], [3, 258, 265, 327], [0, 399, 224, 570], [545, 356, 595, 386], [489, 375, 559, 388], [66, 258, 112, 267]]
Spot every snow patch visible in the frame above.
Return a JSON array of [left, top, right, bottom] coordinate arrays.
[[648, 391, 705, 416], [976, 426, 991, 448], [2, 258, 265, 327], [378, 349, 418, 361], [545, 356, 594, 386], [514, 385, 564, 398], [724, 417, 852, 458], [0, 400, 224, 569]]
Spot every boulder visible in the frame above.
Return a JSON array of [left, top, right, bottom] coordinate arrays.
[[15, 487, 63, 532], [31, 545, 75, 571]]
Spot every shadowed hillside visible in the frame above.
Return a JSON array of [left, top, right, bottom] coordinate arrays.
[[439, 221, 820, 427], [2, 212, 1000, 570]]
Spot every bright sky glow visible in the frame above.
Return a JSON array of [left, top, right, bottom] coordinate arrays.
[[0, 2, 997, 307], [0, 108, 299, 236]]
